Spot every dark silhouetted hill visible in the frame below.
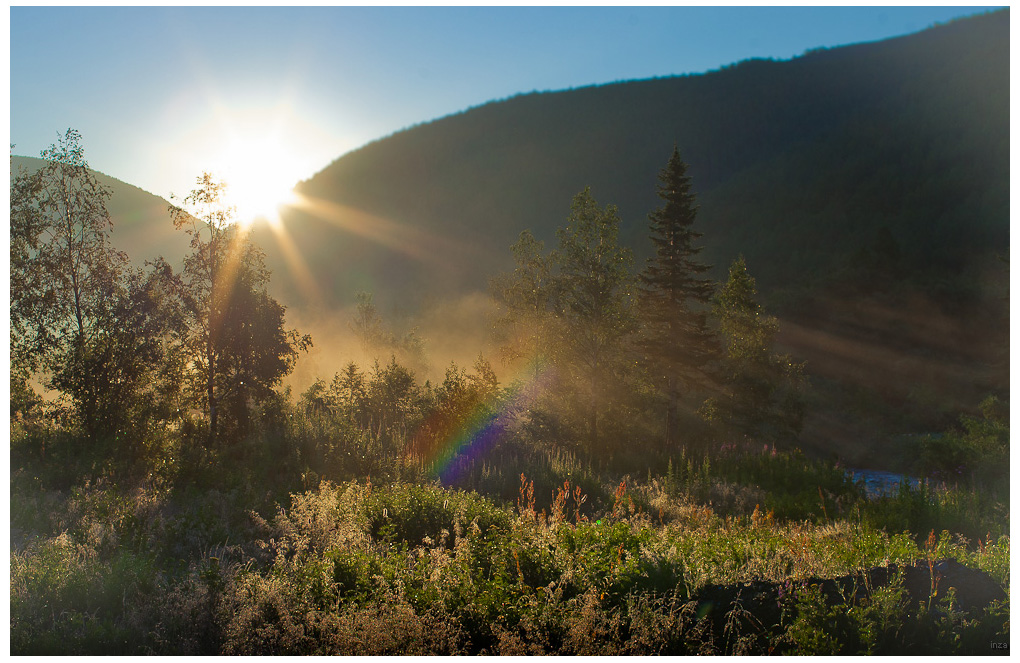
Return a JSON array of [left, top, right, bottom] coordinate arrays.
[[11, 156, 191, 266], [285, 10, 1006, 316], [274, 10, 1007, 462]]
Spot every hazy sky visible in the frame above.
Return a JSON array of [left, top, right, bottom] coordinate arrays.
[[10, 5, 1001, 201]]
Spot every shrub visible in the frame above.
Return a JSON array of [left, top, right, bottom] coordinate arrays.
[[11, 535, 157, 654], [365, 482, 512, 548]]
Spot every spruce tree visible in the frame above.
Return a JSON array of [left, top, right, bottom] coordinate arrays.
[[489, 229, 554, 376], [637, 148, 717, 447]]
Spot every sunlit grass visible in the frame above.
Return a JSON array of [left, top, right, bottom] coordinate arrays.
[[10, 385, 1008, 655], [10, 467, 1009, 654]]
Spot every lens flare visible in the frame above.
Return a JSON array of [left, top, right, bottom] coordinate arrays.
[[407, 356, 554, 483], [210, 136, 302, 229]]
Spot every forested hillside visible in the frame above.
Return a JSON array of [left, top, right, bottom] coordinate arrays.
[[9, 11, 1007, 461], [11, 156, 191, 264], [280, 10, 1008, 461], [290, 10, 1006, 307]]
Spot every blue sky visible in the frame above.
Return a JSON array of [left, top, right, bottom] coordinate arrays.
[[9, 5, 1002, 202]]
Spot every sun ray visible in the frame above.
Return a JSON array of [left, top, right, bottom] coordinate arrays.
[[214, 215, 256, 307], [287, 193, 474, 265], [170, 185, 254, 319], [261, 203, 324, 305]]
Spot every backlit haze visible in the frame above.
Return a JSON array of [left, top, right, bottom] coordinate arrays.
[[10, 5, 997, 220]]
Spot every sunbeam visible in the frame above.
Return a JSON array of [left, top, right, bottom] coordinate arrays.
[[260, 203, 324, 305], [287, 193, 473, 266]]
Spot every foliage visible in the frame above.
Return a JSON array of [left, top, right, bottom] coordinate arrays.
[[491, 189, 639, 459], [637, 147, 718, 447], [915, 395, 1009, 491], [9, 100, 1009, 654], [785, 579, 910, 654], [169, 173, 311, 445], [49, 258, 188, 448], [11, 475, 1008, 655], [489, 229, 554, 372], [703, 257, 805, 443], [786, 571, 1010, 655], [349, 291, 430, 374], [11, 535, 158, 654], [11, 130, 125, 362], [10, 153, 48, 382], [9, 130, 141, 441], [289, 12, 1008, 467], [550, 189, 637, 453]]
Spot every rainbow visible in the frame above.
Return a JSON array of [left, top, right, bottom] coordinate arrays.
[[415, 359, 554, 483]]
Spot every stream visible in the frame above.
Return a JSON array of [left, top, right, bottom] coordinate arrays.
[[847, 468, 922, 498]]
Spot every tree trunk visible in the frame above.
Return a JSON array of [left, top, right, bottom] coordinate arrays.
[[207, 339, 217, 448], [665, 375, 678, 448], [207, 230, 218, 448], [589, 371, 599, 456]]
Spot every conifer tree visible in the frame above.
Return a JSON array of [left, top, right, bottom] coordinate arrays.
[[489, 229, 553, 376], [331, 361, 367, 424], [705, 256, 804, 443], [489, 191, 636, 459], [350, 291, 389, 351], [637, 148, 717, 447], [552, 188, 635, 454]]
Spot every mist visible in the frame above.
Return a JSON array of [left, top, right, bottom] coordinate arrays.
[[283, 290, 502, 396]]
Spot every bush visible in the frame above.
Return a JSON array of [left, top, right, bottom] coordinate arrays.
[[365, 482, 512, 548], [11, 535, 157, 654]]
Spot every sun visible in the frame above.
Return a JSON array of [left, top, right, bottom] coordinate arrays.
[[211, 135, 303, 229]]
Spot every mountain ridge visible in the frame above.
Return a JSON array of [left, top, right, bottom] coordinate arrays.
[[305, 10, 998, 186], [275, 9, 1007, 462], [284, 9, 1005, 313]]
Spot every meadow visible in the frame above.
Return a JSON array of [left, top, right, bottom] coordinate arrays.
[[10, 409, 1009, 654]]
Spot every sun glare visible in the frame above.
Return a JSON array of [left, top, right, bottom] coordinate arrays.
[[211, 136, 303, 228]]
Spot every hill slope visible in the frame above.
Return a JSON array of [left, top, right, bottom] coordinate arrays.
[[11, 156, 190, 266], [284, 10, 1006, 312], [10, 12, 1008, 465], [272, 10, 1007, 462]]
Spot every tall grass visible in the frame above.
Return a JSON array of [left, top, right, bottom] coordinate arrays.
[[11, 399, 1009, 654], [11, 475, 1008, 654]]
